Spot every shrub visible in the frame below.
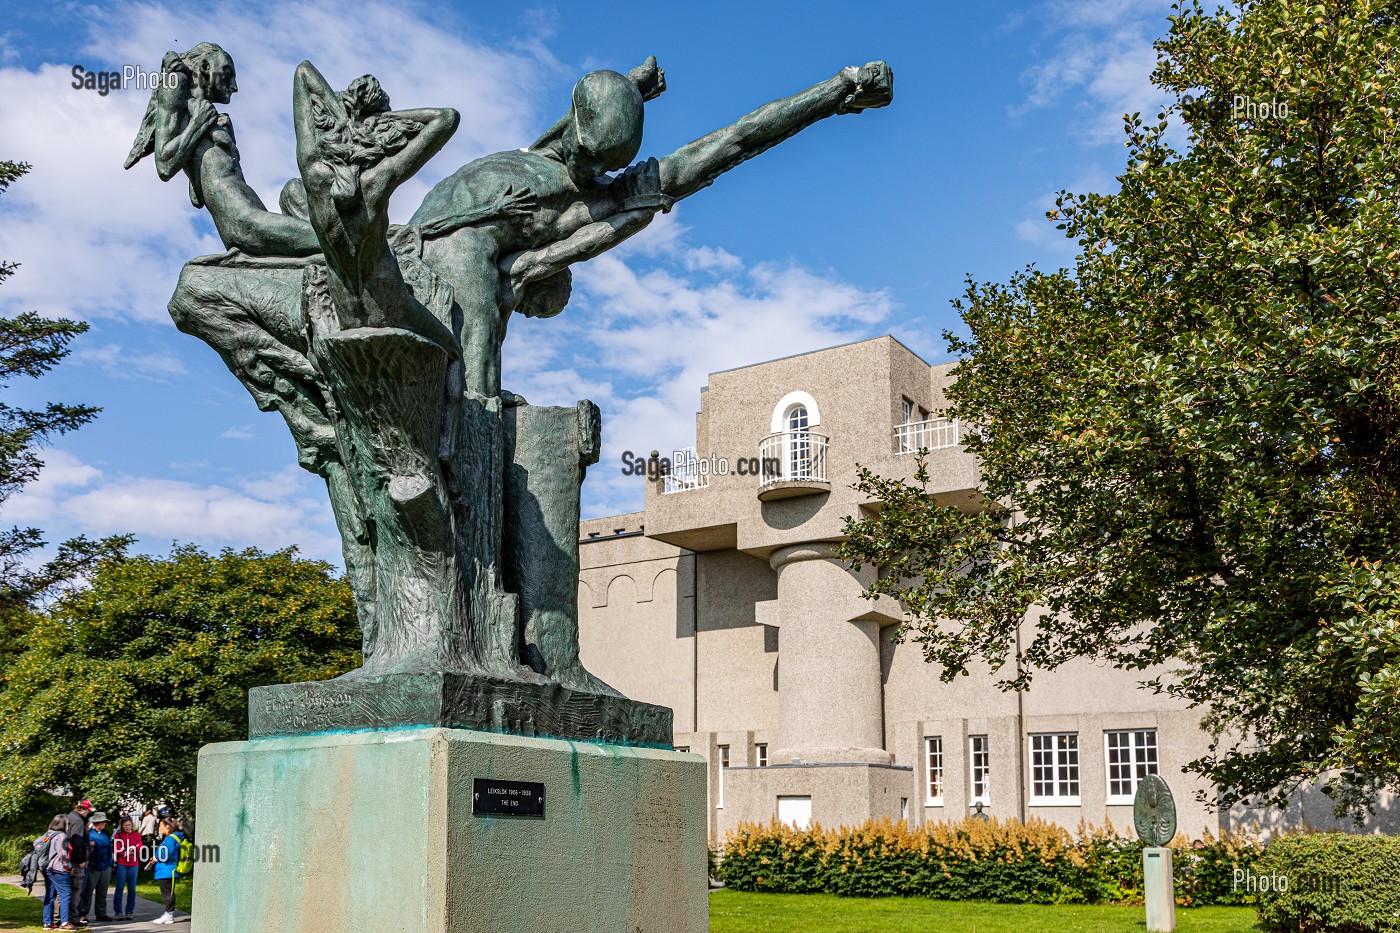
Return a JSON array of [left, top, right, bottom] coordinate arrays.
[[718, 816, 1264, 906], [1180, 829, 1266, 907], [0, 833, 33, 873], [1253, 833, 1400, 933], [715, 820, 833, 893]]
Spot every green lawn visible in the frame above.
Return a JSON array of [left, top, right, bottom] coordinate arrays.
[[708, 890, 1262, 933], [0, 880, 1265, 932], [0, 876, 192, 930], [0, 881, 45, 932], [136, 877, 192, 913]]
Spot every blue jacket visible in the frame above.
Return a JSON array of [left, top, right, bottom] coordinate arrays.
[[87, 829, 113, 871], [152, 834, 179, 880]]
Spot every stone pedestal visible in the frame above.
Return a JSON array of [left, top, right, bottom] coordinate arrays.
[[1143, 846, 1177, 932], [191, 728, 708, 933]]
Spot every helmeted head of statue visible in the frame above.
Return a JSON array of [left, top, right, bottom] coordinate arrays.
[[566, 70, 644, 185]]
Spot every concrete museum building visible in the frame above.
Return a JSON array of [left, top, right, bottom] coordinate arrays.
[[574, 336, 1370, 841]]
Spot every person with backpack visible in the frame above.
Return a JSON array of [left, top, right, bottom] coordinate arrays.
[[35, 814, 74, 930], [145, 818, 179, 925], [63, 800, 91, 927], [111, 815, 142, 921], [81, 812, 114, 922]]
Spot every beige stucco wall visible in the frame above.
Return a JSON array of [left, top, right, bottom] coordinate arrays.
[[694, 550, 779, 737], [718, 763, 912, 841]]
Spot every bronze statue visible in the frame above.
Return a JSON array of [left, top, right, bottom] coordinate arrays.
[[130, 44, 892, 744]]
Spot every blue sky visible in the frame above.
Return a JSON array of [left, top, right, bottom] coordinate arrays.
[[0, 0, 1175, 565]]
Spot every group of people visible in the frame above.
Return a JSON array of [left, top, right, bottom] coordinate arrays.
[[21, 799, 187, 929]]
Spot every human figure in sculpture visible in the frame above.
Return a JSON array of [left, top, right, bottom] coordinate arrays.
[[291, 62, 464, 350], [125, 43, 529, 271], [125, 43, 323, 257], [412, 59, 894, 399]]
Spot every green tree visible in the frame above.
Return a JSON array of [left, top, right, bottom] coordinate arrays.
[[0, 160, 110, 591], [0, 544, 360, 817], [0, 160, 131, 768], [840, 0, 1400, 818]]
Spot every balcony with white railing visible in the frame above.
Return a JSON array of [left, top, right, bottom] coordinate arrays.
[[895, 417, 960, 454], [663, 470, 709, 494], [757, 430, 830, 501]]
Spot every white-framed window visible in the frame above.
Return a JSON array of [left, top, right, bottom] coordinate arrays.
[[674, 745, 690, 753], [1029, 733, 1081, 805], [969, 735, 990, 805], [925, 736, 944, 805], [756, 743, 768, 767], [716, 744, 730, 808], [785, 404, 813, 478], [899, 398, 915, 452], [1105, 729, 1159, 803]]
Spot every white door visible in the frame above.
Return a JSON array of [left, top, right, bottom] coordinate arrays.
[[777, 795, 812, 830]]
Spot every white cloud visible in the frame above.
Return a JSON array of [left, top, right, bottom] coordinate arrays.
[[1, 449, 342, 561], [1011, 0, 1176, 145], [1014, 165, 1119, 252], [502, 213, 895, 519], [72, 342, 188, 379], [0, 1, 553, 326], [1, 449, 103, 522], [1007, 2, 1180, 251], [220, 425, 255, 441]]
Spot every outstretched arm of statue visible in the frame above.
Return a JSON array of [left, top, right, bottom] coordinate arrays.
[[658, 61, 892, 204], [502, 210, 653, 303], [529, 55, 667, 152], [153, 76, 218, 181]]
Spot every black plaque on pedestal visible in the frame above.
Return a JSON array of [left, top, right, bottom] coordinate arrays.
[[473, 779, 546, 817]]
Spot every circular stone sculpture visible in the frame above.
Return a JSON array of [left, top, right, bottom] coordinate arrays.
[[1133, 773, 1178, 847]]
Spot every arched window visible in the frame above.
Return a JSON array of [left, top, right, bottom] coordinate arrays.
[[762, 391, 822, 485], [785, 404, 811, 479]]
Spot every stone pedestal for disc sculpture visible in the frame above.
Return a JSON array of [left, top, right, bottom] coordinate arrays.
[[128, 39, 892, 933]]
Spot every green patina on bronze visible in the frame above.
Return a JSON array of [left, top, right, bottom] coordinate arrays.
[[130, 43, 893, 744], [1134, 773, 1178, 847]]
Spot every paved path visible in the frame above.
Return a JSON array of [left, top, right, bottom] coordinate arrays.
[[1, 876, 188, 931]]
